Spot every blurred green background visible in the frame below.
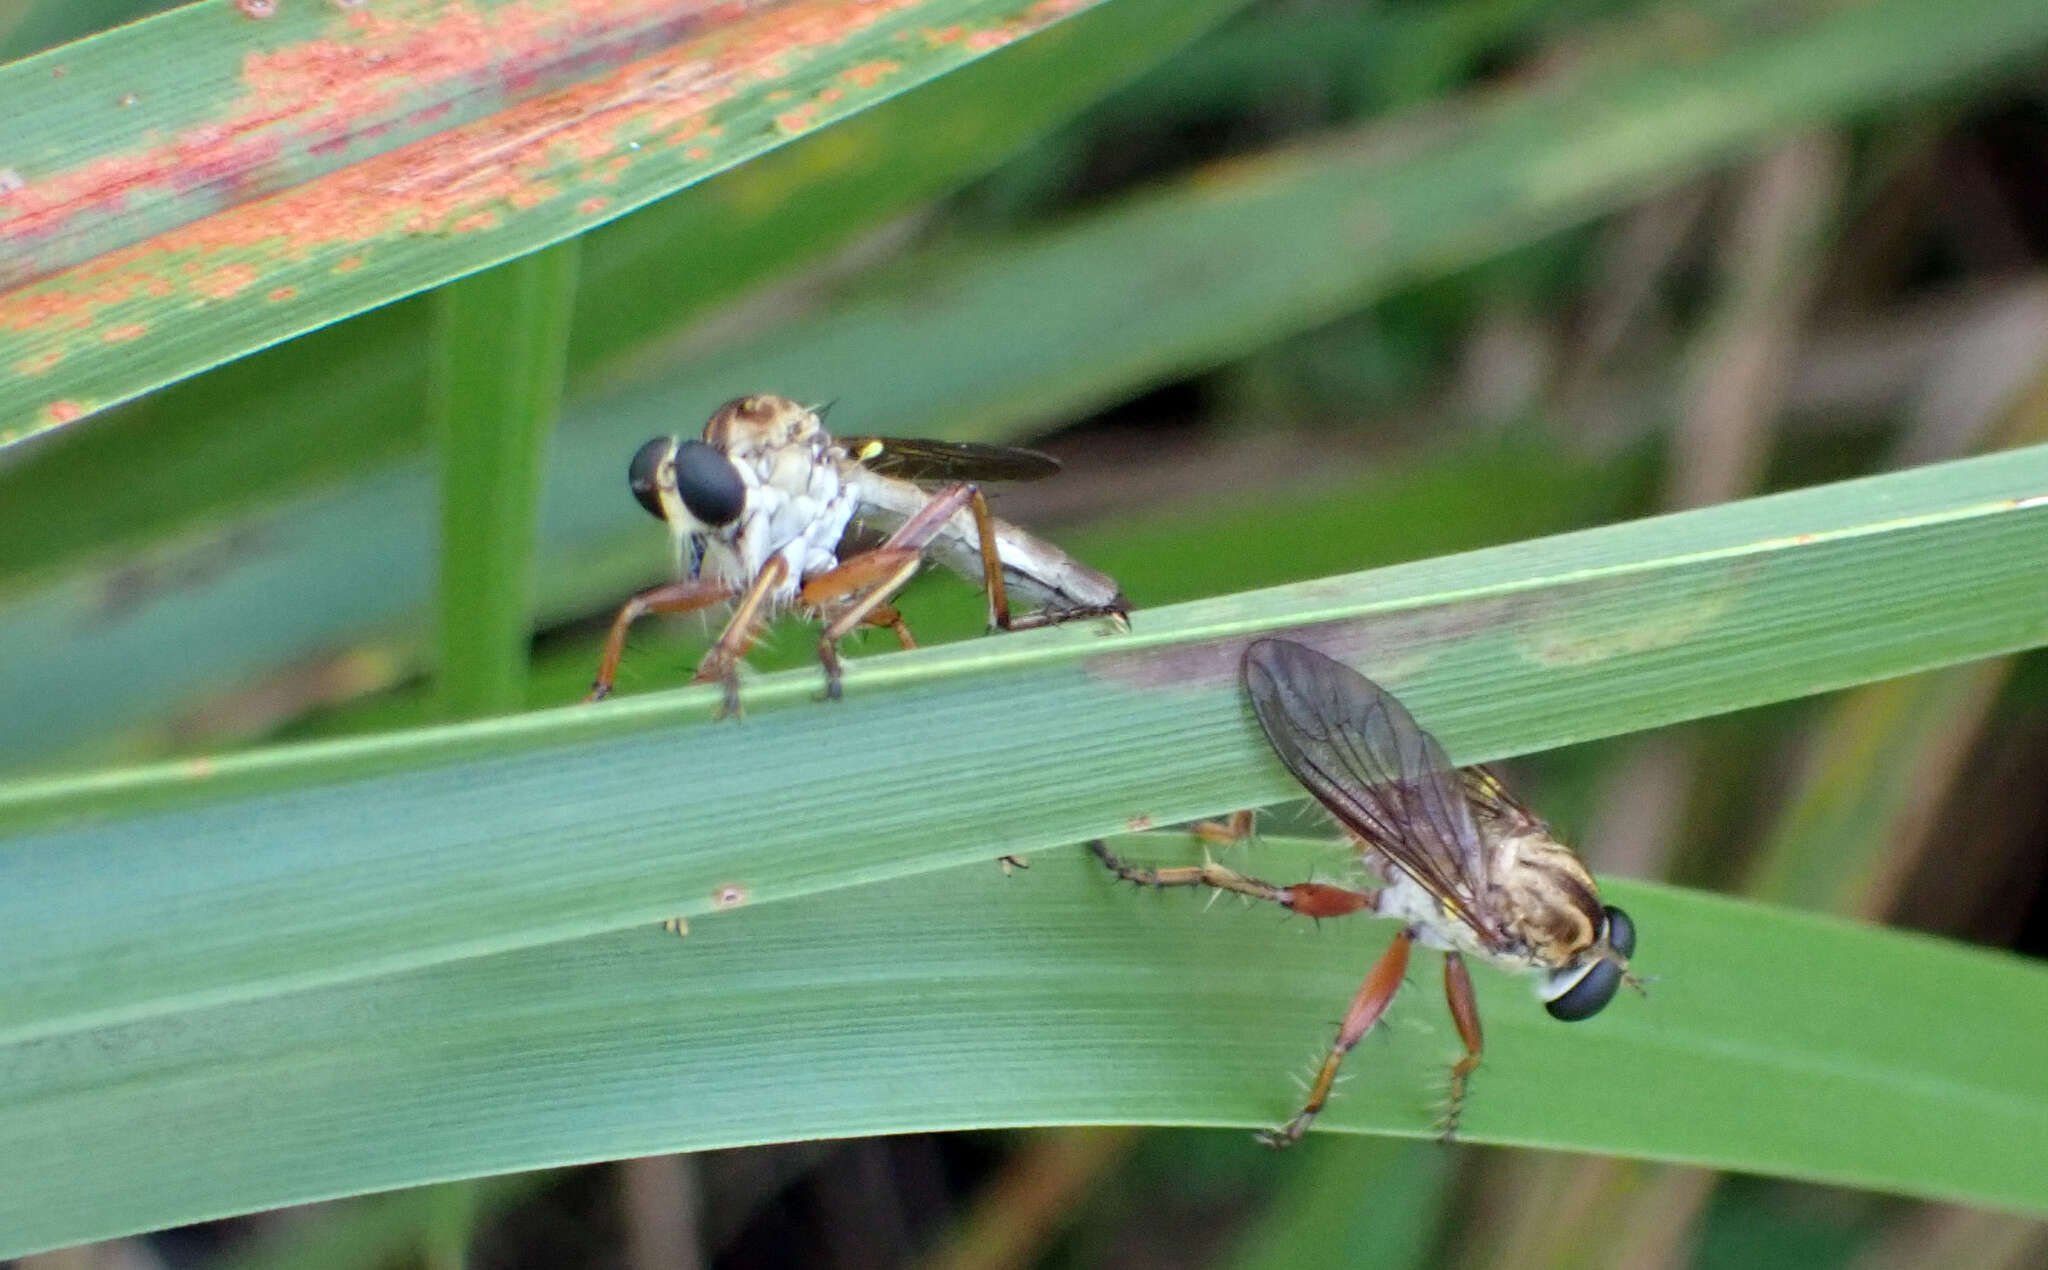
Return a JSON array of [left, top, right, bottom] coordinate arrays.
[[4, 0, 2046, 1267]]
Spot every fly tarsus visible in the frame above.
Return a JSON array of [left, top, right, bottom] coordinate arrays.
[[1086, 840, 1372, 916], [691, 651, 745, 720], [1256, 1113, 1316, 1150], [994, 598, 1131, 633]]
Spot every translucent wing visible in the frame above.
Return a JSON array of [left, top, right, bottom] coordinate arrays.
[[839, 436, 1062, 483], [1241, 638, 1499, 941], [1460, 765, 1545, 834]]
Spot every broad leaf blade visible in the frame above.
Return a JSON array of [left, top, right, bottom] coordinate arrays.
[[2, 446, 2045, 1045], [1, 856, 2042, 1257]]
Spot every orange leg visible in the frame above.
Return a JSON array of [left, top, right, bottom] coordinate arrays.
[[1262, 929, 1416, 1148], [798, 547, 923, 700], [587, 577, 737, 702], [1439, 952, 1485, 1141], [968, 486, 1014, 630], [1077, 808, 1249, 891], [1191, 809, 1257, 847], [691, 555, 789, 718], [962, 486, 1126, 631], [796, 483, 981, 699], [1087, 839, 1422, 1146], [864, 602, 917, 649], [1086, 841, 1372, 919]]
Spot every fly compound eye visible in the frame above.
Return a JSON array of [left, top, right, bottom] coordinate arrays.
[[1602, 905, 1636, 958], [628, 437, 676, 521], [1544, 958, 1621, 1021], [671, 439, 746, 528], [1543, 906, 1634, 1022]]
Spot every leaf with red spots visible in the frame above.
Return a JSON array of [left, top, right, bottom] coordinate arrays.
[[0, 0, 1113, 443]]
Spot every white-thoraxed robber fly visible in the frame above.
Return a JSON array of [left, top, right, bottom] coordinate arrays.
[[590, 394, 1130, 712], [1091, 637, 1638, 1145]]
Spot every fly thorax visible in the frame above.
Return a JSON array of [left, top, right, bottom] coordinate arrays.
[[729, 444, 858, 594], [703, 394, 824, 455], [1374, 870, 1488, 955], [1490, 831, 1604, 967]]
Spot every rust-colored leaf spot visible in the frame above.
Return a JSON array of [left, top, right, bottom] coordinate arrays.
[[45, 401, 86, 424], [712, 883, 749, 910], [507, 182, 556, 209], [841, 60, 900, 90], [195, 263, 261, 300], [14, 350, 62, 376], [4, 0, 1110, 440], [1126, 814, 1155, 833], [237, 0, 278, 18], [102, 323, 149, 343]]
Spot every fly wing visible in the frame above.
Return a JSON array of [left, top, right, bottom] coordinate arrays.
[[1460, 765, 1545, 834], [839, 436, 1062, 483], [1241, 638, 1498, 940]]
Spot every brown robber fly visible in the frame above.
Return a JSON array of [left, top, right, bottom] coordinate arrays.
[[590, 394, 1130, 713], [1091, 637, 1637, 1145]]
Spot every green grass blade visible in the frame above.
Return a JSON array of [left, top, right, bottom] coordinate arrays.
[[2, 447, 2045, 1045], [1, 855, 2043, 1257], [431, 243, 579, 719], [0, 0, 1123, 444]]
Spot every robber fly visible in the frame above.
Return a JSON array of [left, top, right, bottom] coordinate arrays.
[[589, 393, 1129, 713], [1091, 637, 1637, 1145]]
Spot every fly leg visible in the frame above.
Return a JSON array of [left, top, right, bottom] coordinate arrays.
[[1089, 839, 1412, 1148], [798, 483, 980, 700], [690, 556, 789, 718], [1439, 952, 1485, 1141], [588, 577, 737, 702], [1086, 841, 1373, 919], [1191, 809, 1257, 848], [1074, 808, 1252, 886], [963, 487, 1130, 630], [864, 602, 917, 649], [1262, 929, 1416, 1147], [798, 549, 922, 700]]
